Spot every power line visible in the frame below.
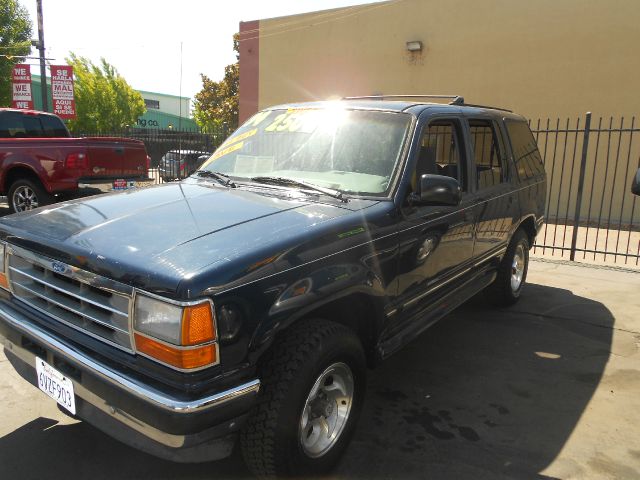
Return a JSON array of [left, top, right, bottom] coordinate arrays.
[[0, 54, 55, 60], [238, 0, 404, 42]]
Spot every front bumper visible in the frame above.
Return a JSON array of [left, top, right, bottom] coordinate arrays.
[[0, 300, 260, 462]]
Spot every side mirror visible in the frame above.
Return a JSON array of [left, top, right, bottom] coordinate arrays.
[[413, 174, 462, 206], [632, 167, 640, 196]]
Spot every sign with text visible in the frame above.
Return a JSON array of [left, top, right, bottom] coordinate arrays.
[[51, 65, 76, 119], [11, 64, 33, 110]]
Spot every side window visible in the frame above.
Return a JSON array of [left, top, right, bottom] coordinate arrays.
[[39, 115, 69, 137], [0, 112, 27, 137], [469, 119, 506, 189], [415, 120, 465, 191], [0, 112, 45, 138], [22, 116, 43, 137], [505, 120, 545, 181]]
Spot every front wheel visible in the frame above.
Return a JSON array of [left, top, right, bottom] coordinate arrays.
[[8, 179, 53, 213], [241, 319, 366, 478], [485, 228, 530, 306]]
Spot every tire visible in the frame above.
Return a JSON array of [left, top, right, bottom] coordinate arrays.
[[240, 319, 366, 478], [8, 179, 53, 213], [485, 228, 530, 306]]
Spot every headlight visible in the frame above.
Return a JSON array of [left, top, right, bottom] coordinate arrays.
[[133, 293, 218, 370], [134, 294, 183, 344]]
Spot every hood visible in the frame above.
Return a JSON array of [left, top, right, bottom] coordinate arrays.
[[0, 180, 377, 294]]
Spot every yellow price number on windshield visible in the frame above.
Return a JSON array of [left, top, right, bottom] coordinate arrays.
[[264, 111, 308, 133]]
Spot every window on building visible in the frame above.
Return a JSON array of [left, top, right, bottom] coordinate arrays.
[[144, 99, 160, 110]]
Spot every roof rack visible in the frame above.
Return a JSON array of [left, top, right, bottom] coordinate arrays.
[[341, 94, 513, 112], [342, 94, 465, 105], [462, 102, 513, 113]]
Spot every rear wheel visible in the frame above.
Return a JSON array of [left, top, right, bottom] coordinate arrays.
[[485, 228, 530, 306], [240, 319, 366, 478], [8, 179, 53, 213]]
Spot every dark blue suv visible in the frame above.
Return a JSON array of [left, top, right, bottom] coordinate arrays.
[[0, 97, 546, 477]]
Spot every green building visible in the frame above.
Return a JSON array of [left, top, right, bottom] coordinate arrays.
[[30, 76, 198, 131]]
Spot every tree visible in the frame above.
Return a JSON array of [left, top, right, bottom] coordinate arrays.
[[65, 53, 146, 132], [0, 0, 32, 107], [193, 34, 239, 132]]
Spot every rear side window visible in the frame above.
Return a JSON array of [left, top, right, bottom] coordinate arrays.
[[40, 114, 69, 137], [505, 120, 545, 181], [469, 119, 507, 189], [0, 111, 68, 138]]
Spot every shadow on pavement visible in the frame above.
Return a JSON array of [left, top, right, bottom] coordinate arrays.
[[0, 283, 613, 479], [339, 282, 614, 479], [0, 416, 251, 479]]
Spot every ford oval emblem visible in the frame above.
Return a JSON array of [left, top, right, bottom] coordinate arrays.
[[51, 261, 68, 275]]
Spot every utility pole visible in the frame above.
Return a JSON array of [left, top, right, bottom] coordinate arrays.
[[36, 0, 48, 112]]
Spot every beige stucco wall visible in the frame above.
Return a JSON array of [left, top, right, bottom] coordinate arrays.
[[253, 0, 640, 228], [257, 0, 640, 121]]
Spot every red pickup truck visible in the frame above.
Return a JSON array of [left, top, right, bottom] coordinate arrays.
[[0, 108, 152, 212]]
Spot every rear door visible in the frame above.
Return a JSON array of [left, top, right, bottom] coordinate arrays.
[[464, 116, 519, 261]]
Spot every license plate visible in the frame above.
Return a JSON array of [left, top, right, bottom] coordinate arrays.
[[36, 357, 76, 415], [134, 180, 154, 188], [112, 179, 153, 190]]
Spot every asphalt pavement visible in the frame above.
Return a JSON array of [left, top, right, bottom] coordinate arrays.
[[1, 259, 639, 479]]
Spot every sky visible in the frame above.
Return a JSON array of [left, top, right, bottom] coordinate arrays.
[[21, 0, 384, 103]]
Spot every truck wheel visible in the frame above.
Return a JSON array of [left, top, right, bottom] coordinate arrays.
[[8, 179, 53, 213], [485, 228, 530, 306], [240, 319, 366, 478]]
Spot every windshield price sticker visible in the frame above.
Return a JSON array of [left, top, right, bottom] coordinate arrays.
[[218, 128, 257, 150], [205, 141, 245, 165], [36, 357, 76, 415], [264, 111, 318, 133]]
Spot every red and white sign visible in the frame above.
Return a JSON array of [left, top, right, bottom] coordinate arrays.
[[11, 64, 33, 110], [51, 65, 76, 119]]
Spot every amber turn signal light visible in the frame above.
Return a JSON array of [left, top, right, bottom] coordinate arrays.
[[181, 302, 216, 346], [0, 273, 8, 290], [134, 333, 217, 369]]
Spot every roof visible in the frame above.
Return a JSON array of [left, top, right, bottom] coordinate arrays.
[[137, 90, 190, 101], [0, 108, 59, 116], [265, 100, 526, 120], [267, 100, 423, 112]]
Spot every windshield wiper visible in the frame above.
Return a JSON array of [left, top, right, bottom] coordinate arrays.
[[250, 176, 348, 202], [194, 170, 236, 187]]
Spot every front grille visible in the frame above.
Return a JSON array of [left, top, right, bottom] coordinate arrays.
[[7, 245, 135, 352]]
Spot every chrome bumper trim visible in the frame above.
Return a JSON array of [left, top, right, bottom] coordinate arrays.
[[77, 178, 154, 193], [0, 301, 260, 415]]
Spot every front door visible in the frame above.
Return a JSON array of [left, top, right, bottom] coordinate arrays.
[[392, 116, 476, 332]]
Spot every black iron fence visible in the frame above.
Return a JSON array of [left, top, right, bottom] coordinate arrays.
[[531, 113, 639, 268], [71, 127, 230, 168]]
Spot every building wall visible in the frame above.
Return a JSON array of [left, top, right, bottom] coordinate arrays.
[[138, 90, 190, 118], [135, 109, 198, 130], [243, 0, 640, 121], [240, 0, 640, 225]]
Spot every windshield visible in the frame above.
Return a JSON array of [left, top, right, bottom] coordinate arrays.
[[199, 107, 412, 196]]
